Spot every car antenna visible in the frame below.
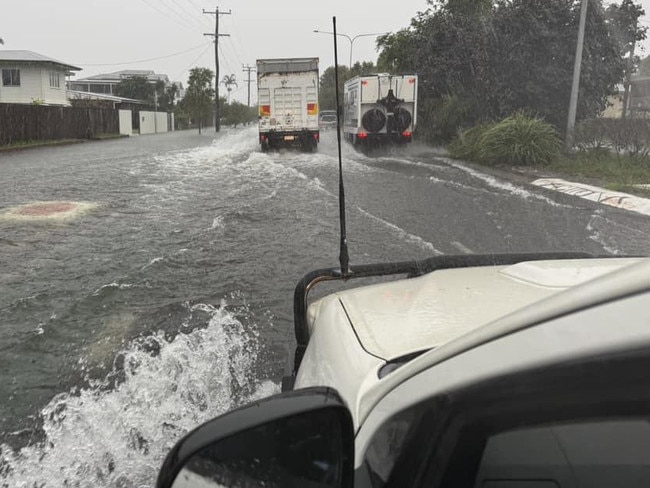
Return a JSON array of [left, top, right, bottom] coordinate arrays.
[[332, 16, 350, 278]]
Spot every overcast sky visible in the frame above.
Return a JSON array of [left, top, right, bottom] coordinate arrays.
[[3, 0, 650, 104]]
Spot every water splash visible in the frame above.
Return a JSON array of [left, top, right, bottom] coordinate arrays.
[[0, 302, 277, 488]]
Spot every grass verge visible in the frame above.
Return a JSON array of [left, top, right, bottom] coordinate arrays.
[[548, 152, 650, 198], [0, 134, 126, 152]]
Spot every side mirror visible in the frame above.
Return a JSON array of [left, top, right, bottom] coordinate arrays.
[[157, 387, 354, 488]]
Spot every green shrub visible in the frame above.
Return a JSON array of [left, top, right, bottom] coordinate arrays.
[[419, 95, 481, 143], [478, 113, 561, 166], [449, 123, 495, 160]]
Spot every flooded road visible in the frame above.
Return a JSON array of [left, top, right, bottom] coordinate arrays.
[[1, 128, 648, 486]]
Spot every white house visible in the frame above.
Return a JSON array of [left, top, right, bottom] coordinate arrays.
[[70, 70, 185, 100], [0, 50, 81, 106]]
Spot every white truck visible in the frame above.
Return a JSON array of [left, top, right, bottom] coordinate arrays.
[[256, 58, 320, 152], [343, 73, 418, 149]]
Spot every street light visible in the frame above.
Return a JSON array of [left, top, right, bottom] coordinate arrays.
[[313, 29, 389, 68]]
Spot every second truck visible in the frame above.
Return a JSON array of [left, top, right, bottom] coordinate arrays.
[[343, 73, 418, 150], [257, 58, 320, 152]]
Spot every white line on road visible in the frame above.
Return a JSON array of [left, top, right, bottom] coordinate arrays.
[[532, 178, 650, 217], [451, 241, 474, 254]]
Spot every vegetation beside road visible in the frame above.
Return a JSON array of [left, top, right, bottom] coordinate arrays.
[[448, 114, 650, 198], [0, 134, 125, 152]]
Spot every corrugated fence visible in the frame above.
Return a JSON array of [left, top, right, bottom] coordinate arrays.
[[0, 104, 119, 145]]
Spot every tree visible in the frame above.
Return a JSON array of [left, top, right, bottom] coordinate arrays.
[[182, 67, 214, 134], [222, 100, 257, 127], [376, 0, 629, 140], [377, 29, 418, 74], [606, 0, 647, 117], [221, 74, 237, 103], [319, 62, 375, 110], [114, 76, 155, 105]]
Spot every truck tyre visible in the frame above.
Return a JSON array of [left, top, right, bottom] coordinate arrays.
[[362, 109, 386, 133]]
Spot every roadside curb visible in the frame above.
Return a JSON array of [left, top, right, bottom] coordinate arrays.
[[532, 178, 650, 217]]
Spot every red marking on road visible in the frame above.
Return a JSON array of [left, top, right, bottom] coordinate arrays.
[[16, 202, 76, 216]]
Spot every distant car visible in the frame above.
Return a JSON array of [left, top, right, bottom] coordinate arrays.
[[319, 110, 338, 129]]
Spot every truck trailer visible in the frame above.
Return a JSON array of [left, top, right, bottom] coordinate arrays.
[[343, 73, 418, 149], [257, 58, 320, 152]]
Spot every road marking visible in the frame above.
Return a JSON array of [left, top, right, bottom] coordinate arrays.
[[532, 178, 650, 217], [451, 241, 474, 254]]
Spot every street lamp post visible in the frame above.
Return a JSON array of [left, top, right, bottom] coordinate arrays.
[[313, 29, 388, 68]]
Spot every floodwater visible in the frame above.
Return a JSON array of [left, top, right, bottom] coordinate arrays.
[[1, 127, 648, 486]]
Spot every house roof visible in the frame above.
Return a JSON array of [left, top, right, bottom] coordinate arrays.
[[76, 70, 170, 84], [0, 50, 81, 70], [66, 90, 147, 104]]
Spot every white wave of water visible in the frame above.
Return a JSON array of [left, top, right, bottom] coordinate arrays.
[[437, 157, 570, 207], [0, 302, 277, 488]]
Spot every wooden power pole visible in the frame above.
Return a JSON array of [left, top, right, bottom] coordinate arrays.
[[203, 6, 230, 132], [242, 64, 256, 107]]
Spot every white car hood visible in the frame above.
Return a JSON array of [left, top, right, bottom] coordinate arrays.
[[334, 259, 639, 361]]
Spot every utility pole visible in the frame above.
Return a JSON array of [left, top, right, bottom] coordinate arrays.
[[565, 0, 589, 153], [203, 6, 231, 132], [242, 64, 256, 107]]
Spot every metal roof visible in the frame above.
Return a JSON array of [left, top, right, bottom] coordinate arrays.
[[66, 90, 147, 104], [0, 50, 81, 70], [76, 70, 170, 83]]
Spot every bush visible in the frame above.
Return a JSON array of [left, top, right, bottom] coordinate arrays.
[[449, 123, 495, 160], [575, 118, 650, 159], [477, 113, 561, 166], [419, 95, 481, 143], [574, 118, 610, 152]]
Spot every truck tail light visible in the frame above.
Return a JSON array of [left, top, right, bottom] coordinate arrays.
[[314, 133, 319, 141], [261, 135, 267, 142], [358, 132, 368, 139], [307, 103, 318, 115], [260, 105, 271, 116], [402, 131, 412, 138]]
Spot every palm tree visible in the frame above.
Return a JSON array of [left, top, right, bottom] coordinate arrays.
[[221, 74, 237, 103]]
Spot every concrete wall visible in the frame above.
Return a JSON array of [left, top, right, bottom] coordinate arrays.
[[139, 111, 169, 134], [139, 111, 156, 134], [119, 109, 132, 135], [155, 111, 168, 133]]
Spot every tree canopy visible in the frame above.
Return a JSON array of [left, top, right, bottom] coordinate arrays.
[[319, 61, 376, 110], [375, 0, 640, 140], [181, 67, 214, 134], [114, 76, 154, 105]]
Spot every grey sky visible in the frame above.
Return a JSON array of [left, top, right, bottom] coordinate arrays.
[[2, 0, 650, 104], [2, 0, 427, 103]]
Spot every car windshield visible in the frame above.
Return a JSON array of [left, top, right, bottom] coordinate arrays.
[[1, 0, 650, 486]]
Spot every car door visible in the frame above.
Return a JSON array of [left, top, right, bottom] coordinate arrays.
[[354, 289, 650, 488]]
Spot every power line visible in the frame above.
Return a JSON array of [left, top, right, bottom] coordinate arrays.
[[139, 0, 196, 31], [161, 0, 209, 31], [80, 42, 212, 67], [174, 43, 213, 80], [178, 0, 214, 29]]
